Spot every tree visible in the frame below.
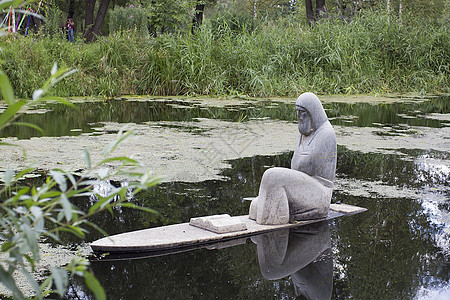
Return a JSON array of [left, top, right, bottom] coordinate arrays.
[[192, 0, 220, 33], [231, 0, 290, 19], [192, 2, 205, 34], [83, 0, 111, 42], [147, 0, 193, 35], [304, 0, 326, 24]]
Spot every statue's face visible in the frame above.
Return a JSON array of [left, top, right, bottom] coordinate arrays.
[[296, 106, 313, 136]]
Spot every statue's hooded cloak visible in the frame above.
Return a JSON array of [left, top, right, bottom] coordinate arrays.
[[291, 93, 337, 186], [295, 92, 328, 131]]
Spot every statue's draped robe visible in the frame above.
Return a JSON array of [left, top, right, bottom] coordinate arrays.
[[250, 93, 337, 225]]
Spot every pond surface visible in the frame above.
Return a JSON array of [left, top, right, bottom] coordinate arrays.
[[1, 95, 449, 299], [1, 95, 448, 139], [62, 147, 448, 300]]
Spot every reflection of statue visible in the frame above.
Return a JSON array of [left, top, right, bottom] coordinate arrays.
[[249, 93, 337, 224], [252, 221, 333, 300]]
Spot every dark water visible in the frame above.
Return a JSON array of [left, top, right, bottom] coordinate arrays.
[[1, 95, 449, 299], [0, 95, 448, 139], [58, 147, 448, 300]]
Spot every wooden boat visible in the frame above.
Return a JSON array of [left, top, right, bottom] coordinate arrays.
[[90, 203, 366, 258]]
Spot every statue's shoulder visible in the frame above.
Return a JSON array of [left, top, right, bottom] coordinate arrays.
[[317, 122, 336, 140]]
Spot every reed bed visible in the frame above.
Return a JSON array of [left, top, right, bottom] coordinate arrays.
[[2, 11, 448, 98]]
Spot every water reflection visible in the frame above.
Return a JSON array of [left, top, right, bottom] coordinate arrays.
[[253, 222, 332, 299], [337, 146, 450, 193], [0, 95, 448, 139], [85, 222, 333, 300], [53, 145, 447, 299]]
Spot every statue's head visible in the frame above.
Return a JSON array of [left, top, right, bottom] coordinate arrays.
[[295, 93, 328, 136]]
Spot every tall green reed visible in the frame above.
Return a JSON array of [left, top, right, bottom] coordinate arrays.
[[1, 10, 448, 99]]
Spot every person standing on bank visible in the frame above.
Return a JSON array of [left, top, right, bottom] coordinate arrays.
[[66, 18, 74, 42]]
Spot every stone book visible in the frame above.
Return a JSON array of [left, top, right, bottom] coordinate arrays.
[[189, 214, 247, 234]]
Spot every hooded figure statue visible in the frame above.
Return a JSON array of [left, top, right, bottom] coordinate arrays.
[[249, 92, 337, 225]]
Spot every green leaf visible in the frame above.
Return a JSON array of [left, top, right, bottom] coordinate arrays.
[[103, 129, 136, 155], [97, 168, 109, 179], [60, 194, 72, 222], [50, 267, 68, 297], [35, 217, 45, 233], [0, 100, 26, 129], [51, 62, 58, 76], [33, 96, 75, 107], [83, 148, 91, 169], [88, 196, 112, 215], [0, 141, 20, 147], [80, 179, 100, 186], [84, 271, 106, 300], [42, 67, 78, 92], [106, 205, 113, 216], [140, 174, 165, 188], [84, 221, 109, 238], [4, 187, 29, 204], [23, 254, 36, 271], [50, 170, 67, 192], [37, 190, 62, 200], [11, 122, 44, 135], [4, 169, 14, 186], [65, 187, 89, 198], [70, 208, 85, 218], [118, 202, 159, 215], [51, 68, 78, 87], [58, 226, 85, 239], [30, 206, 43, 219], [117, 188, 127, 201], [43, 231, 62, 243], [40, 275, 53, 297], [98, 156, 140, 166], [32, 88, 44, 101], [25, 226, 40, 261], [0, 69, 15, 105], [0, 1, 15, 10], [0, 265, 25, 300], [66, 172, 78, 190], [14, 167, 36, 181], [19, 269, 42, 299], [65, 257, 88, 276], [0, 0, 32, 10], [1, 241, 14, 252]]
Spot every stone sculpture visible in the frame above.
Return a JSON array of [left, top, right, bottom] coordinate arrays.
[[249, 92, 337, 225]]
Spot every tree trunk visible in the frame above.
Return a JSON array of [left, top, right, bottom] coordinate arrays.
[[305, 0, 314, 24], [191, 3, 205, 34], [84, 0, 95, 31], [335, 0, 343, 15], [315, 0, 326, 18], [84, 0, 110, 43], [68, 0, 75, 18]]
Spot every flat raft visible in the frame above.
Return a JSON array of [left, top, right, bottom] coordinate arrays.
[[91, 203, 366, 255]]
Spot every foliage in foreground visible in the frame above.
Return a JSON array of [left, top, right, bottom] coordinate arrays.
[[0, 7, 163, 297], [0, 126, 162, 298], [1, 10, 448, 98]]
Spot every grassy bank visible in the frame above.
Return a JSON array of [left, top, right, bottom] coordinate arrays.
[[2, 11, 448, 98]]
